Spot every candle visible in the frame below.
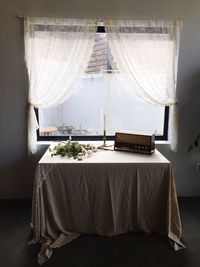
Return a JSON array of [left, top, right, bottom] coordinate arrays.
[[103, 114, 106, 146]]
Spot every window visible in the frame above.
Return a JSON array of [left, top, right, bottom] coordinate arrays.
[[25, 18, 182, 153], [37, 26, 169, 141]]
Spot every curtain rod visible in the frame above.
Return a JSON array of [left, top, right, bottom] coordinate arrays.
[[16, 16, 182, 28]]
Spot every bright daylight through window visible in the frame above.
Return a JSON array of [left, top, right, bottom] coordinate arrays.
[[37, 24, 168, 141]]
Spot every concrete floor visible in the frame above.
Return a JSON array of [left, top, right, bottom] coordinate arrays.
[[0, 198, 200, 267]]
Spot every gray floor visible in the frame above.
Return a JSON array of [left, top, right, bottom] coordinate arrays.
[[0, 198, 200, 267]]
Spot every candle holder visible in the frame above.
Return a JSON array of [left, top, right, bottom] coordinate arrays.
[[98, 129, 114, 150], [103, 129, 106, 146], [98, 114, 114, 150]]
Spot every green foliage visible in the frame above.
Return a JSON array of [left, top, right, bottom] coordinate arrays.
[[49, 140, 84, 159], [189, 133, 200, 153]]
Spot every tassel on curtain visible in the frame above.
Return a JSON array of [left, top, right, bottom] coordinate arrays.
[[105, 19, 182, 151], [24, 17, 97, 154]]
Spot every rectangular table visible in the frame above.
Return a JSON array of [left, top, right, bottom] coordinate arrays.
[[31, 145, 185, 264]]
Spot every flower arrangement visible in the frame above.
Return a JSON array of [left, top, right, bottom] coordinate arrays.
[[49, 140, 97, 159], [188, 133, 200, 152]]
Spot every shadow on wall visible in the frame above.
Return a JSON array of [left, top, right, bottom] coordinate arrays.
[[0, 146, 47, 199], [177, 70, 200, 151]]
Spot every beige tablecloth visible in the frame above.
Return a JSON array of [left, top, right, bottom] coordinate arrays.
[[31, 146, 185, 264]]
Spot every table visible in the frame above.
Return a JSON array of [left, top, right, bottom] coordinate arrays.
[[39, 126, 58, 136], [31, 145, 185, 264]]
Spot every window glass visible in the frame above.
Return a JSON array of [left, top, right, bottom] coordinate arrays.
[[38, 32, 167, 139], [38, 73, 165, 138]]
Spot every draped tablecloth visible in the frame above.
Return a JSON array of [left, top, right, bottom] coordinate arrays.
[[31, 146, 185, 264]]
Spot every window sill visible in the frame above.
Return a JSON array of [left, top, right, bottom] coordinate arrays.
[[155, 140, 170, 145], [37, 140, 170, 146]]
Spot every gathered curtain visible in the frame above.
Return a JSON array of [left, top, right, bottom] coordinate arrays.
[[24, 17, 97, 153], [105, 19, 182, 151], [25, 17, 182, 153]]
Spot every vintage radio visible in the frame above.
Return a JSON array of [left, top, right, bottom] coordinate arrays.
[[114, 132, 155, 155]]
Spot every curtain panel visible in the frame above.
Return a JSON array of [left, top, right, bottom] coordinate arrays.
[[24, 17, 97, 154], [105, 19, 182, 151], [24, 17, 182, 153]]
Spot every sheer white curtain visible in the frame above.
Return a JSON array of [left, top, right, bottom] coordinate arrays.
[[24, 17, 97, 153], [105, 19, 182, 151]]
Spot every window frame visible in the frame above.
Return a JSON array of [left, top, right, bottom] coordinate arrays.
[[35, 106, 169, 142]]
